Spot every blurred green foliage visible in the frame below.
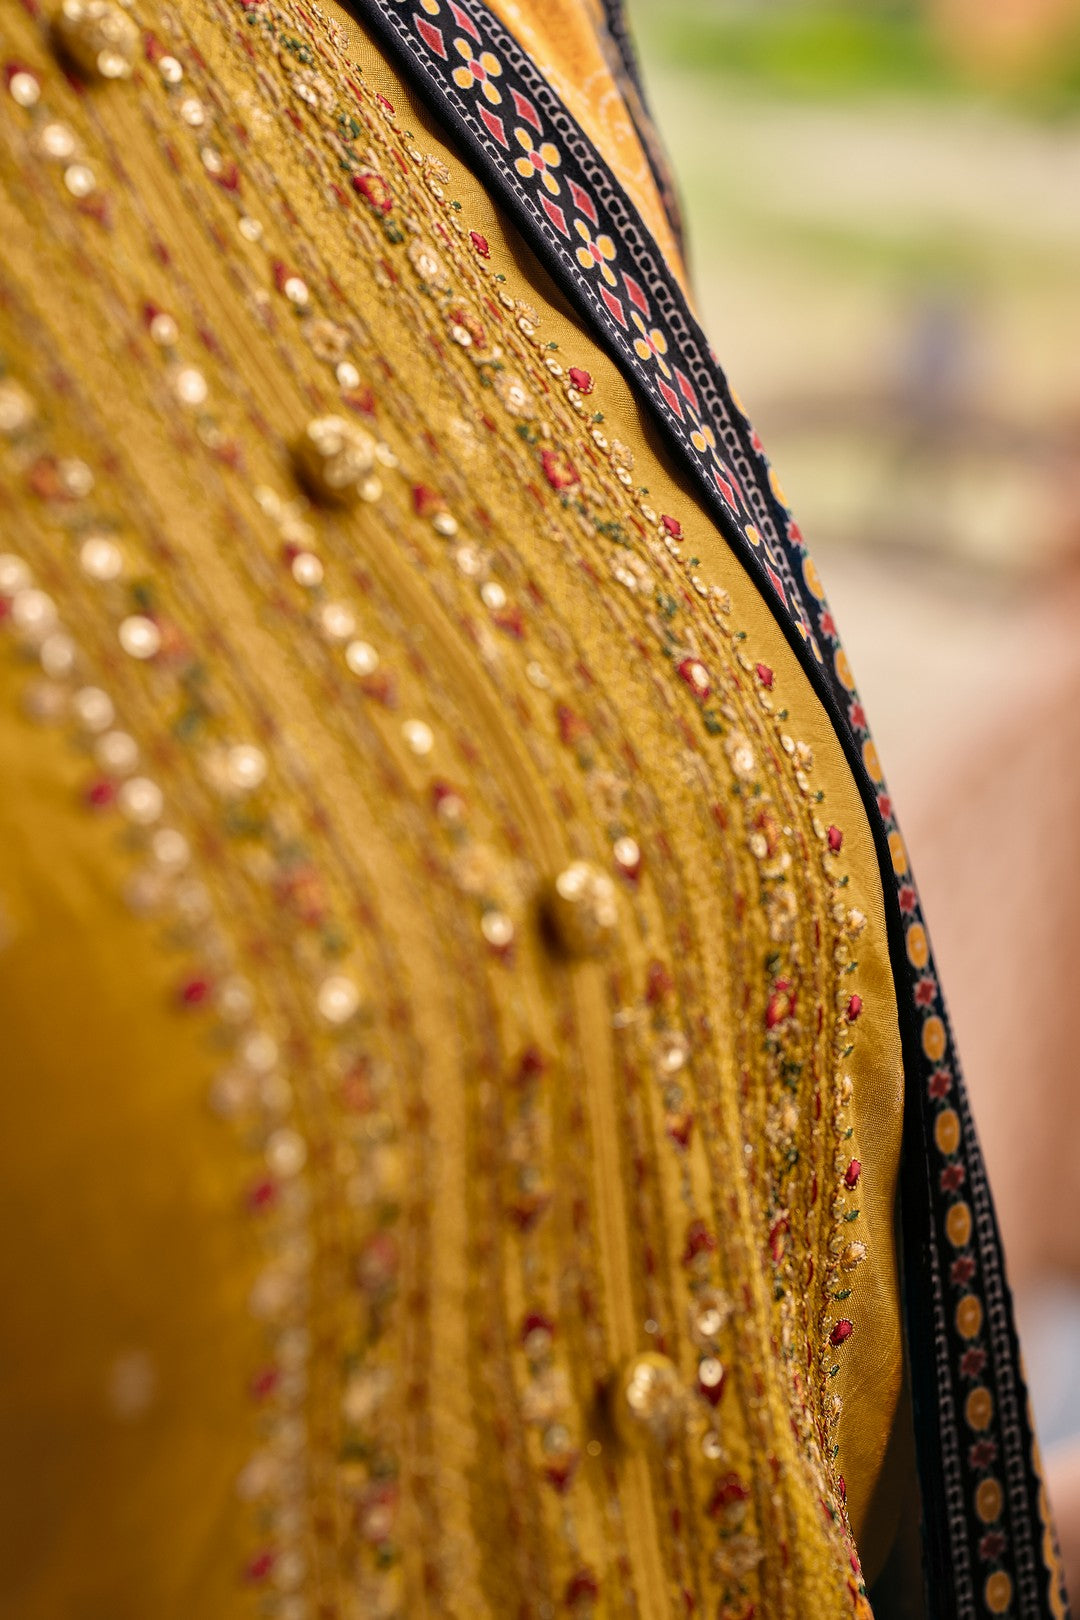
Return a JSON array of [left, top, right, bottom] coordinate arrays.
[[630, 1, 1080, 115]]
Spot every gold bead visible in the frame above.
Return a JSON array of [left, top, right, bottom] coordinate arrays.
[[54, 0, 138, 81], [294, 416, 378, 507], [613, 1353, 684, 1448], [543, 861, 618, 958]]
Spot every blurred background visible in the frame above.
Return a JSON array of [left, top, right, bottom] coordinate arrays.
[[626, 0, 1080, 1453]]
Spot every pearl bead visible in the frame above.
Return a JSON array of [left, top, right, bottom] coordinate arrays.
[[79, 534, 123, 580], [96, 729, 139, 775], [240, 1031, 279, 1074], [249, 1267, 294, 1320], [290, 551, 323, 588], [54, 0, 139, 81], [317, 974, 359, 1025], [613, 835, 640, 874], [148, 312, 178, 347], [235, 1450, 281, 1500], [614, 1353, 684, 1447], [58, 459, 93, 498], [657, 1035, 688, 1075], [150, 827, 189, 871], [402, 719, 433, 757], [225, 744, 267, 792], [698, 1356, 725, 1391], [480, 910, 514, 948], [293, 416, 377, 506], [345, 640, 378, 677], [174, 366, 208, 407], [118, 776, 164, 825], [12, 588, 58, 642], [0, 380, 35, 436], [265, 1128, 307, 1178], [8, 70, 40, 107], [215, 976, 253, 1022], [63, 163, 96, 198], [72, 685, 114, 732], [39, 631, 76, 678], [320, 602, 355, 641], [118, 615, 161, 659], [543, 862, 618, 958], [158, 54, 183, 83], [39, 122, 76, 160], [0, 554, 31, 595]]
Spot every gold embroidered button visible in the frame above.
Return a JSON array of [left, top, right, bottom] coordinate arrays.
[[543, 861, 618, 958], [294, 416, 378, 506], [614, 1353, 684, 1448], [54, 0, 138, 81]]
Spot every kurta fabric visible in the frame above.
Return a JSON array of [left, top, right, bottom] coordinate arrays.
[[338, 2, 1069, 1615], [0, 5, 1058, 1620]]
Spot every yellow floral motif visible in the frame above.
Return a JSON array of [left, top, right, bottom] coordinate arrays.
[[452, 38, 502, 105], [862, 737, 883, 782], [573, 218, 616, 286], [690, 419, 717, 456], [513, 127, 561, 195], [630, 310, 671, 379], [966, 1387, 994, 1432], [905, 921, 929, 969], [947, 1202, 973, 1248], [956, 1294, 984, 1340], [922, 1014, 947, 1063], [986, 1572, 1014, 1615], [977, 1478, 1004, 1522]]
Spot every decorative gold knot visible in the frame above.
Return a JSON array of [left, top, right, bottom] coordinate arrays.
[[294, 416, 379, 507], [543, 861, 618, 958], [613, 1353, 684, 1448], [54, 0, 138, 81]]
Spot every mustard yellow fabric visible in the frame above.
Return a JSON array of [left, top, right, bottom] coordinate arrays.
[[0, 1, 905, 1615]]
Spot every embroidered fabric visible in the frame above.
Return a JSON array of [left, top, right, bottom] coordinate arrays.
[[348, 1, 1070, 1613]]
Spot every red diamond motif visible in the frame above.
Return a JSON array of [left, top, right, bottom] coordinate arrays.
[[622, 272, 649, 315], [764, 564, 787, 604], [674, 367, 698, 412], [479, 105, 508, 148], [510, 87, 542, 132], [415, 15, 448, 57], [713, 468, 737, 509], [541, 195, 569, 237], [600, 285, 627, 328], [447, 1, 481, 42], [657, 377, 683, 419], [568, 178, 598, 226]]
